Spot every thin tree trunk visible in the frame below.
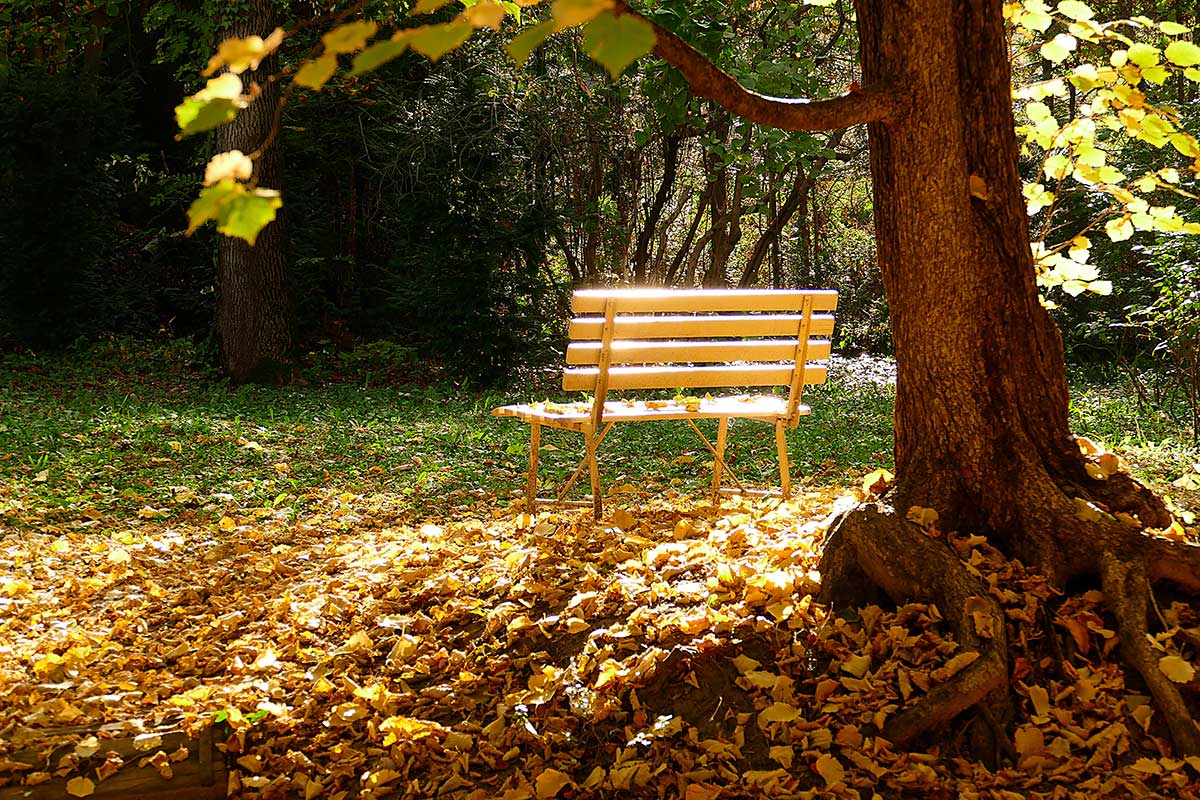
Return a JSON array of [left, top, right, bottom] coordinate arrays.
[[215, 0, 292, 384], [632, 135, 681, 282]]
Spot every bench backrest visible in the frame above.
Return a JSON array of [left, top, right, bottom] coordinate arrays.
[[564, 288, 837, 428]]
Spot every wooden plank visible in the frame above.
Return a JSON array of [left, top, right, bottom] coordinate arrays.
[[571, 289, 838, 314], [563, 364, 827, 392], [569, 313, 836, 341], [566, 338, 831, 366], [0, 728, 224, 800], [493, 398, 810, 423]]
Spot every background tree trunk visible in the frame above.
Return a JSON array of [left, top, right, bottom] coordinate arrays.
[[215, 0, 292, 384]]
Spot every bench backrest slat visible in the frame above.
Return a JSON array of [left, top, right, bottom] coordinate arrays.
[[568, 313, 836, 340], [566, 338, 833, 366], [571, 288, 839, 314]]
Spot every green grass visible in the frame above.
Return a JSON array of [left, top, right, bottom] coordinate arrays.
[[0, 338, 1195, 527]]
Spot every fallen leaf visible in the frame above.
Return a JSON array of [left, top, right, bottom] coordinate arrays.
[[534, 768, 572, 799], [66, 777, 96, 797], [1159, 654, 1196, 683], [814, 753, 845, 786]]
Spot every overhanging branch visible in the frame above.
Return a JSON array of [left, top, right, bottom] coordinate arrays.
[[614, 1, 894, 132]]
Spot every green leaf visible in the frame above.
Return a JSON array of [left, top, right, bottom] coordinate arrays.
[[186, 181, 282, 245], [581, 11, 655, 79], [507, 19, 556, 68], [552, 0, 614, 29], [408, 20, 474, 61], [350, 38, 410, 75], [1165, 40, 1200, 68], [1160, 21, 1190, 35], [187, 180, 241, 236], [175, 97, 240, 137], [1056, 1, 1093, 21], [322, 20, 379, 55], [217, 189, 282, 246], [294, 54, 339, 90]]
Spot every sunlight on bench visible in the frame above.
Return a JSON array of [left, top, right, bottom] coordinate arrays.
[[493, 288, 838, 516]]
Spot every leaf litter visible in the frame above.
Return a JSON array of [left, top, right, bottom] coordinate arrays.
[[1, 482, 1199, 799]]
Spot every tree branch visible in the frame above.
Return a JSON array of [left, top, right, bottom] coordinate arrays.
[[614, 1, 895, 132]]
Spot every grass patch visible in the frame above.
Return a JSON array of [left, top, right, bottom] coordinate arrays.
[[0, 338, 1195, 527]]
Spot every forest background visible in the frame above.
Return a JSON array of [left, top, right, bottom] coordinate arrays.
[[0, 0, 1196, 410]]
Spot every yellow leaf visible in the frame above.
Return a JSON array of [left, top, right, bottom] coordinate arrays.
[[535, 768, 573, 799], [1041, 33, 1077, 64], [1056, 1, 1093, 21], [814, 753, 845, 786], [731, 654, 761, 674], [202, 28, 284, 76], [612, 508, 636, 531], [1105, 216, 1134, 242], [218, 516, 237, 531], [295, 54, 339, 90], [108, 547, 131, 564], [66, 777, 96, 797], [551, 0, 614, 28], [757, 702, 801, 725], [252, 648, 279, 671], [841, 653, 871, 678], [322, 20, 378, 54], [464, 0, 507, 29], [1158, 655, 1196, 683], [343, 630, 374, 653], [1027, 683, 1052, 719], [769, 745, 795, 769], [2, 579, 33, 597]]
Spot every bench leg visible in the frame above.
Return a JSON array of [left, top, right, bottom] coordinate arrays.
[[711, 417, 730, 498], [527, 422, 540, 514], [775, 420, 791, 499], [585, 428, 602, 517]]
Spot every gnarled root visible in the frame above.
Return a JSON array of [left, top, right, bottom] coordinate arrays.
[[1102, 552, 1200, 755], [818, 503, 1010, 748]]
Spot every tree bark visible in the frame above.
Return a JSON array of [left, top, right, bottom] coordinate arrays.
[[215, 0, 292, 384]]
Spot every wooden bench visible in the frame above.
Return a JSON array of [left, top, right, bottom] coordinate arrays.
[[492, 288, 838, 516]]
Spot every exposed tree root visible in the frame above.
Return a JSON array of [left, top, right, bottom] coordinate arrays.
[[818, 503, 1010, 748], [1102, 553, 1200, 756], [817, 496, 1200, 759]]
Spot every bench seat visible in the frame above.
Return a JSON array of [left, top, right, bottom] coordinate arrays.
[[493, 395, 810, 428]]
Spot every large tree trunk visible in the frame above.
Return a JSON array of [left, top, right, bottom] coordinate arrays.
[[625, 0, 1200, 758], [816, 0, 1197, 754], [215, 0, 292, 384]]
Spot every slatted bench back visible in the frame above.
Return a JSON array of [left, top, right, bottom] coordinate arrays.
[[564, 288, 837, 428]]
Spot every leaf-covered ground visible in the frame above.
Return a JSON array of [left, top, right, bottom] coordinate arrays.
[[3, 482, 1200, 799], [2, 340, 1199, 798]]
